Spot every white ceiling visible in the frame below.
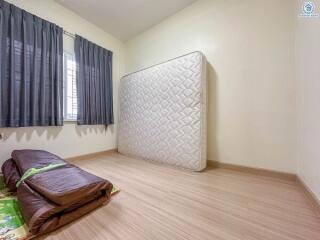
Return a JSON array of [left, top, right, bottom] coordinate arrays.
[[55, 0, 196, 41]]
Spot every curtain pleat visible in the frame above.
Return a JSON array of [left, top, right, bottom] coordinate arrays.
[[0, 0, 63, 127], [74, 35, 113, 125]]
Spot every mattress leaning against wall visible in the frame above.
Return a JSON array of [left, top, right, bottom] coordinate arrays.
[[118, 51, 207, 171]]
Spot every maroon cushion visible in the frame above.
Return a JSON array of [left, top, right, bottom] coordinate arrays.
[[1, 158, 21, 192]]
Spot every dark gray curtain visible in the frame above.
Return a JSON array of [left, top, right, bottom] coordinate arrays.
[[75, 35, 113, 125], [0, 0, 63, 127]]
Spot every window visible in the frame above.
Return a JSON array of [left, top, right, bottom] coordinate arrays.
[[63, 52, 77, 121]]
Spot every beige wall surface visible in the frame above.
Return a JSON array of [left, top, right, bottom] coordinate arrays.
[[295, 0, 320, 200], [125, 0, 297, 173], [0, 0, 125, 164]]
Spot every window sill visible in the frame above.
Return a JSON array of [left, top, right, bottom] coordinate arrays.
[[64, 119, 77, 123]]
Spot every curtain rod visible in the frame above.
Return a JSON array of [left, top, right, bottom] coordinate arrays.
[[63, 30, 75, 38]]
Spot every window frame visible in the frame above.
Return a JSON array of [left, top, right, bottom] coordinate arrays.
[[63, 51, 78, 122]]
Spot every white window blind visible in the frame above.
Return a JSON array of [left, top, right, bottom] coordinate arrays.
[[63, 52, 77, 121]]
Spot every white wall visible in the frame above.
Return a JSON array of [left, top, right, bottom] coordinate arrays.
[[295, 0, 320, 200], [125, 0, 297, 173], [0, 0, 125, 164]]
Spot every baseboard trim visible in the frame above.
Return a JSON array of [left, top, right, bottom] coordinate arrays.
[[67, 148, 118, 162], [296, 176, 320, 216], [207, 160, 296, 181], [207, 160, 320, 213]]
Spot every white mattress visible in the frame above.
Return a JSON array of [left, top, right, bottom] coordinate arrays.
[[118, 52, 207, 171]]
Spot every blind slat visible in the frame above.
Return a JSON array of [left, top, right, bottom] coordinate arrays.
[[63, 52, 77, 120]]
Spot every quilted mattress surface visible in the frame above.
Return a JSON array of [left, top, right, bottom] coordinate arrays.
[[118, 52, 207, 171]]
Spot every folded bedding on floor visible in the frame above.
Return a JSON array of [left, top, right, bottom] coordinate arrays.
[[1, 150, 113, 237]]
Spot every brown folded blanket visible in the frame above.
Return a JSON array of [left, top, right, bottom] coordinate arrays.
[[1, 150, 113, 237]]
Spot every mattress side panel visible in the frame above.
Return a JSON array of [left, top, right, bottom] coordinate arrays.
[[198, 53, 208, 171]]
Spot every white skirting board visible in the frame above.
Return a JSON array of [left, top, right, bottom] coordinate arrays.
[[118, 52, 207, 171]]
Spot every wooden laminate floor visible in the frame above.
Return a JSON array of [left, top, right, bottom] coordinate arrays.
[[40, 153, 320, 240]]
